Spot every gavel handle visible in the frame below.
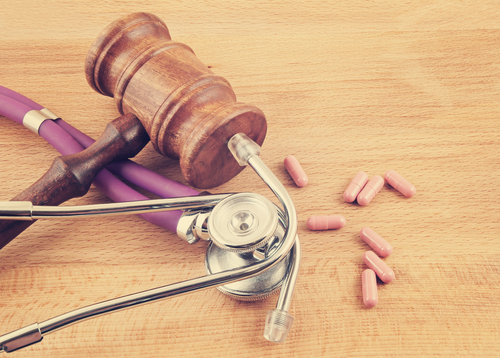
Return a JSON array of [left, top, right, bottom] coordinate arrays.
[[0, 113, 149, 250]]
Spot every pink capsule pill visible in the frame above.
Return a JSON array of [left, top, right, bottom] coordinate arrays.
[[357, 175, 384, 206], [343, 171, 369, 203], [284, 155, 308, 187], [307, 215, 346, 230], [362, 251, 395, 283], [360, 227, 393, 258], [384, 170, 416, 198], [362, 269, 378, 308]]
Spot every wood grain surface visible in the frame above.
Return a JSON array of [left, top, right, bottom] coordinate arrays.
[[0, 1, 499, 357]]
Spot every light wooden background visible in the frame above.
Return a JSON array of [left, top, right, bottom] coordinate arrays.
[[1, 1, 499, 357]]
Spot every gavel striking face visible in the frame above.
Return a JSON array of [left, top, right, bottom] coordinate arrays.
[[85, 12, 267, 189]]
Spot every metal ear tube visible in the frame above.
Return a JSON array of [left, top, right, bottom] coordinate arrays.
[[0, 134, 300, 352]]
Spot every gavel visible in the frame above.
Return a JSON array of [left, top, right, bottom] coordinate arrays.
[[85, 12, 267, 189], [0, 12, 267, 248]]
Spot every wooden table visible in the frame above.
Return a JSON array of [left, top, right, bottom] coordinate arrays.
[[1, 1, 499, 357]]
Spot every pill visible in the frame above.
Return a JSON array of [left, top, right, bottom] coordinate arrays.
[[384, 170, 416, 198], [360, 227, 393, 258], [357, 175, 384, 206], [362, 269, 378, 308], [307, 215, 346, 230], [284, 155, 308, 187], [343, 171, 369, 203], [362, 251, 395, 283]]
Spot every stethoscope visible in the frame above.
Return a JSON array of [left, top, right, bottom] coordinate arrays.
[[0, 87, 300, 352]]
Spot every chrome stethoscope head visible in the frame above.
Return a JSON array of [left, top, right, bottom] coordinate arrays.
[[205, 193, 290, 301], [209, 192, 279, 254], [178, 191, 292, 302], [0, 133, 301, 353]]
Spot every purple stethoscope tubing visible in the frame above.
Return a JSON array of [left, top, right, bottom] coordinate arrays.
[[0, 86, 198, 232]]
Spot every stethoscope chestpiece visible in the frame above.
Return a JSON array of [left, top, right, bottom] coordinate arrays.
[[207, 193, 278, 254], [205, 193, 290, 301]]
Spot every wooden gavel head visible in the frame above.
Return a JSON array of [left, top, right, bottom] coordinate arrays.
[[85, 12, 267, 189]]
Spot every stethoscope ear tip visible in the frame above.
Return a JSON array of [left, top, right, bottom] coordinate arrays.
[[263, 309, 294, 343]]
